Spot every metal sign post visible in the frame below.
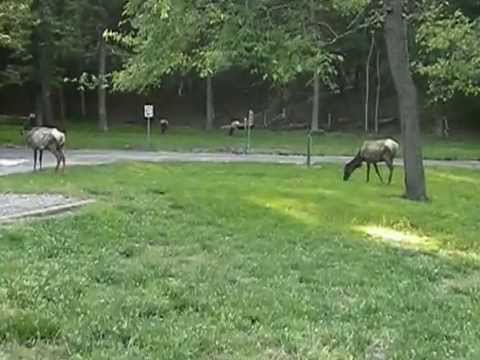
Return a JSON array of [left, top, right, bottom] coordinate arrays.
[[144, 104, 154, 146]]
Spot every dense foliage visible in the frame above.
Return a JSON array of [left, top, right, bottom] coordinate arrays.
[[114, 0, 371, 91], [1, 0, 479, 128], [0, 0, 32, 50], [416, 3, 480, 104]]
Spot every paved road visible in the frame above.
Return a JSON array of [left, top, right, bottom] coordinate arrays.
[[1, 148, 480, 176]]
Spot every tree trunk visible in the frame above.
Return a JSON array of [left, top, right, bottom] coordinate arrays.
[[98, 30, 108, 132], [310, 0, 319, 132], [434, 116, 443, 137], [80, 90, 87, 118], [365, 31, 375, 134], [39, 40, 54, 126], [434, 113, 449, 138], [58, 85, 66, 128], [311, 71, 320, 132], [206, 75, 215, 130], [35, 91, 44, 126], [34, 0, 54, 126], [384, 0, 427, 201], [374, 49, 381, 134]]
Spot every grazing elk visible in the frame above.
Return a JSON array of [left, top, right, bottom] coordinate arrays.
[[221, 110, 255, 136], [343, 138, 399, 184], [159, 119, 169, 134], [22, 114, 66, 172]]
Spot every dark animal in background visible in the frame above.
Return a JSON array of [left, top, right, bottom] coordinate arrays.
[[343, 138, 399, 184], [222, 110, 255, 136], [22, 113, 66, 172], [159, 119, 169, 134], [221, 119, 243, 136]]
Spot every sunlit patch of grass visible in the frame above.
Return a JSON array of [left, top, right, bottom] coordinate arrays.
[[354, 225, 430, 245], [248, 196, 323, 226], [430, 169, 479, 185], [353, 225, 440, 254], [0, 163, 480, 358]]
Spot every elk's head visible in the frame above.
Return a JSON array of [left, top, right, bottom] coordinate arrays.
[[343, 153, 363, 181]]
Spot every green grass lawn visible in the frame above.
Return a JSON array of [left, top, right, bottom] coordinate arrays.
[[1, 162, 480, 359], [1, 122, 479, 160]]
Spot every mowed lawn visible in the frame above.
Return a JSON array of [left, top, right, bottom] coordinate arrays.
[[0, 163, 480, 359], [1, 123, 479, 160]]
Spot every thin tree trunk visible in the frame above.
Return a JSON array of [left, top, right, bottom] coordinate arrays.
[[365, 31, 375, 134], [80, 90, 87, 118], [310, 0, 319, 132], [206, 75, 215, 130], [311, 71, 320, 132], [58, 85, 66, 128], [98, 30, 108, 132], [374, 49, 381, 134], [384, 0, 427, 201]]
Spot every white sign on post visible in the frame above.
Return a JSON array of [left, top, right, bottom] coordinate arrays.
[[144, 104, 154, 119], [144, 104, 154, 146]]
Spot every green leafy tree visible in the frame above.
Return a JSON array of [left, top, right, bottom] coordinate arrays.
[[27, 0, 92, 125], [65, 0, 125, 131], [0, 0, 32, 50], [416, 3, 480, 105], [114, 0, 229, 130], [115, 0, 368, 130], [0, 0, 33, 88], [218, 0, 344, 129]]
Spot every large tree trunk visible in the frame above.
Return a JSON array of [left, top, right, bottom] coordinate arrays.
[[98, 30, 108, 132], [33, 0, 54, 126], [39, 38, 54, 126], [206, 75, 215, 130], [374, 49, 381, 134], [311, 71, 320, 132], [35, 91, 44, 126], [58, 85, 66, 128], [365, 31, 375, 134], [384, 0, 427, 201]]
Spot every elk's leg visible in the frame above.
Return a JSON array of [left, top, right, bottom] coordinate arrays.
[[373, 163, 385, 184], [60, 149, 66, 171], [386, 159, 394, 184], [33, 149, 37, 171], [39, 150, 43, 170], [366, 163, 371, 183], [51, 149, 61, 172]]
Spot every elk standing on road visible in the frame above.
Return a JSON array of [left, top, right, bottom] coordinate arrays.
[[22, 114, 66, 172]]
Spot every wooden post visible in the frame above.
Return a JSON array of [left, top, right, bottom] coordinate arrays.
[[244, 109, 254, 154], [306, 131, 312, 167]]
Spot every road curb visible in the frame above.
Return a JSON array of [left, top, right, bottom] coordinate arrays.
[[0, 199, 96, 223]]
